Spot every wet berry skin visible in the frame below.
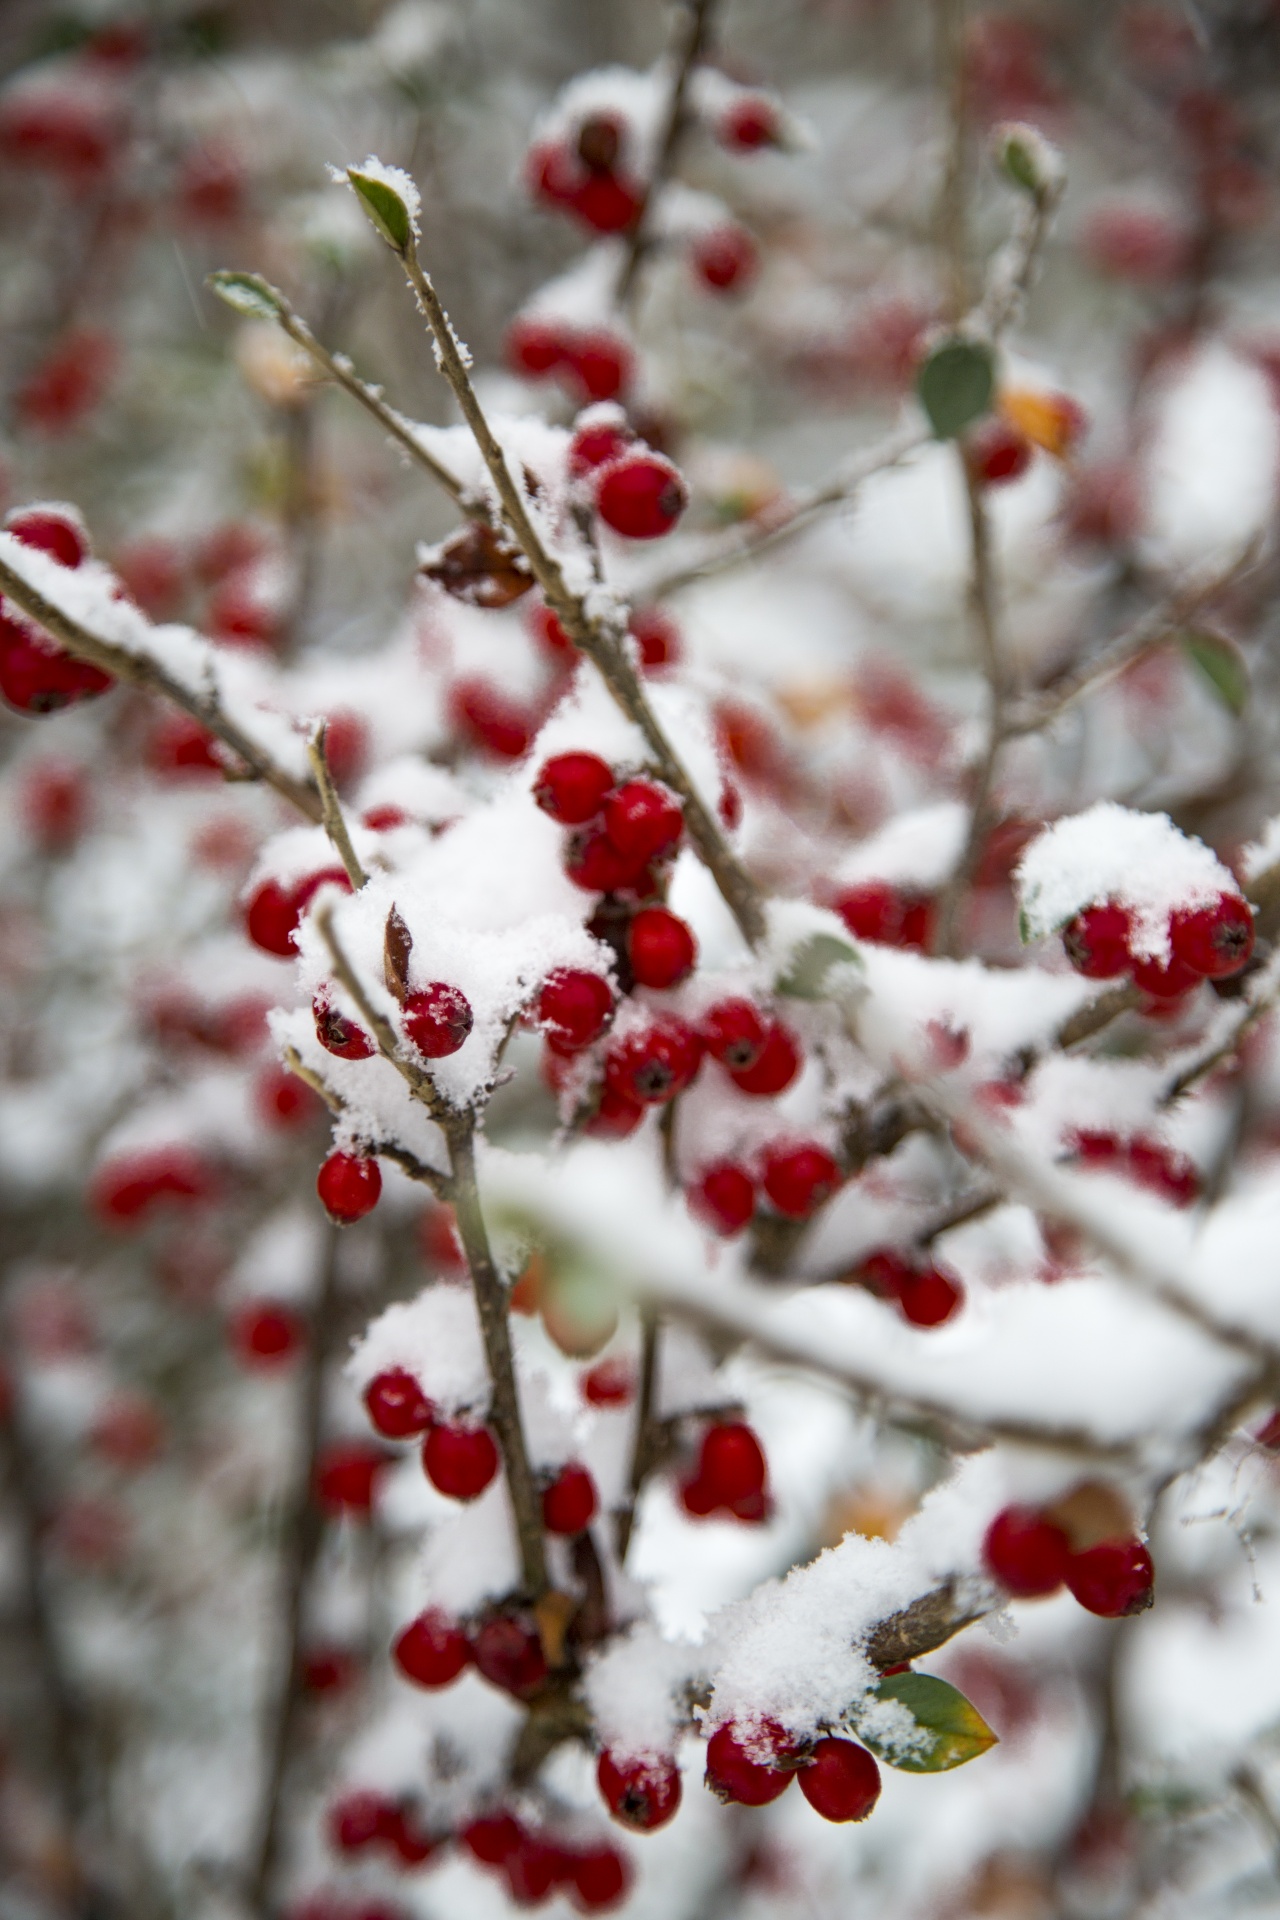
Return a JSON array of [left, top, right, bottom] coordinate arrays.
[[364, 1368, 435, 1439], [423, 1421, 499, 1500], [317, 1151, 382, 1224], [595, 454, 688, 540], [393, 1608, 472, 1688], [983, 1504, 1070, 1598], [798, 1738, 882, 1823], [597, 1749, 682, 1831], [1064, 1537, 1154, 1617]]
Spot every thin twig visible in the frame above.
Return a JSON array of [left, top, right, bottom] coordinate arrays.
[[306, 724, 368, 890], [444, 1115, 549, 1600], [282, 1045, 450, 1197], [616, 0, 719, 307], [0, 550, 321, 823], [615, 1309, 661, 1560], [1160, 957, 1280, 1107], [246, 1225, 342, 1915]]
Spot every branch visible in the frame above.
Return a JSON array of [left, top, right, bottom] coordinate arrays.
[[306, 724, 368, 890], [1159, 954, 1280, 1108], [615, 0, 719, 307], [0, 549, 322, 824], [444, 1116, 549, 1601], [281, 1046, 450, 1197], [369, 203, 766, 948], [614, 1308, 661, 1560], [246, 1225, 342, 1914], [866, 1583, 991, 1671]]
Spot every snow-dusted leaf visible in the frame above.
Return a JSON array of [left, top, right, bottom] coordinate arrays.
[[917, 339, 995, 441], [346, 166, 414, 251], [777, 931, 863, 1001], [207, 270, 284, 320], [856, 1674, 998, 1772], [1181, 629, 1248, 716]]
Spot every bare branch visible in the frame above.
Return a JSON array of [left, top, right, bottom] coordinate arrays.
[[615, 1308, 661, 1561], [282, 1046, 450, 1197], [616, 0, 719, 307], [306, 723, 368, 891]]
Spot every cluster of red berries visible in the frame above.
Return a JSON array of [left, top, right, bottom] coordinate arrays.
[[679, 1419, 770, 1523], [690, 1134, 841, 1235], [1061, 890, 1254, 999], [327, 1788, 441, 1873], [983, 1503, 1155, 1617], [834, 879, 936, 952], [1068, 1130, 1199, 1208], [527, 113, 643, 235], [506, 313, 635, 405], [0, 505, 115, 714], [314, 977, 473, 1065], [537, 749, 686, 899], [705, 1720, 882, 1823], [529, 597, 681, 675], [90, 1145, 216, 1225], [566, 413, 688, 540], [461, 1808, 631, 1912], [857, 1248, 965, 1328]]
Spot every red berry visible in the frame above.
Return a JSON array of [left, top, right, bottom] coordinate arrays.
[[462, 1811, 524, 1864], [90, 1146, 214, 1225], [362, 804, 411, 832], [423, 1420, 499, 1500], [541, 1462, 598, 1534], [1257, 1409, 1280, 1450], [538, 969, 614, 1053], [1131, 950, 1201, 1000], [528, 601, 576, 662], [147, 713, 223, 778], [701, 998, 769, 1070], [835, 881, 934, 951], [585, 1083, 647, 1139], [16, 327, 117, 434], [1062, 901, 1135, 979], [1127, 1137, 1199, 1207], [966, 417, 1033, 487], [568, 1842, 632, 1912], [322, 711, 368, 791], [535, 751, 615, 825], [317, 1151, 382, 1225], [582, 1357, 635, 1406], [329, 1790, 392, 1854], [761, 1142, 840, 1219], [245, 867, 351, 958], [364, 1368, 435, 1440], [301, 1646, 356, 1695], [1169, 894, 1254, 979], [0, 87, 117, 181], [504, 1832, 573, 1905], [898, 1266, 964, 1327], [630, 605, 681, 670], [860, 1249, 914, 1298], [231, 1302, 304, 1369], [983, 1505, 1070, 1598], [449, 677, 535, 759], [689, 1162, 756, 1235], [568, 415, 634, 478], [384, 1805, 437, 1868], [315, 1442, 389, 1516], [727, 1020, 800, 1095], [404, 983, 473, 1059], [507, 314, 568, 376], [19, 760, 88, 851], [314, 995, 375, 1061], [604, 1017, 703, 1105], [563, 331, 634, 404], [207, 577, 277, 649], [1082, 203, 1190, 285], [471, 1612, 548, 1699], [1064, 1537, 1154, 1617], [628, 906, 697, 989], [6, 504, 88, 568], [393, 1608, 472, 1688], [603, 779, 684, 863], [718, 95, 782, 150], [256, 1065, 321, 1131], [705, 1722, 795, 1806], [698, 1422, 767, 1506], [798, 1739, 881, 1823], [564, 823, 649, 893], [693, 224, 758, 292], [0, 609, 112, 713], [597, 1750, 682, 1832], [573, 171, 642, 234], [595, 455, 687, 540]]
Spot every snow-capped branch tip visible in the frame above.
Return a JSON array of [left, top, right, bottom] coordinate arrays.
[[337, 158, 422, 254], [994, 122, 1065, 201]]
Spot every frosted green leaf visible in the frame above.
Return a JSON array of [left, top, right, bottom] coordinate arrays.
[[207, 271, 284, 321], [917, 338, 995, 440], [347, 167, 413, 252], [855, 1673, 998, 1772], [777, 931, 863, 1000]]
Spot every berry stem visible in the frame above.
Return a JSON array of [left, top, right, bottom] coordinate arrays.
[[313, 901, 453, 1123]]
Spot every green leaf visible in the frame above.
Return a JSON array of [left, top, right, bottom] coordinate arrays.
[[1000, 133, 1040, 194], [347, 167, 413, 252], [777, 931, 863, 1001], [1181, 629, 1248, 716], [1017, 907, 1032, 946], [855, 1673, 998, 1773], [207, 271, 284, 321], [917, 338, 996, 441]]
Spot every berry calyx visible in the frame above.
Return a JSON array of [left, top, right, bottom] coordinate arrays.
[[627, 906, 697, 989], [364, 1368, 435, 1439], [595, 453, 688, 540], [534, 751, 615, 825], [798, 1738, 882, 1823], [603, 779, 684, 863], [317, 1151, 382, 1225], [538, 969, 615, 1053], [314, 995, 375, 1061], [727, 1019, 801, 1095], [604, 1017, 703, 1105], [393, 1608, 472, 1688], [1062, 901, 1135, 979], [983, 1505, 1070, 1598], [705, 1721, 796, 1806], [897, 1265, 964, 1327], [542, 1461, 598, 1535], [6, 504, 89, 568], [597, 1749, 682, 1832], [761, 1141, 841, 1219], [689, 1162, 756, 1235], [404, 983, 473, 1058], [835, 881, 934, 951], [700, 998, 768, 1070], [1169, 894, 1254, 979], [1064, 1537, 1154, 1617], [423, 1420, 499, 1500], [471, 1611, 549, 1699]]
